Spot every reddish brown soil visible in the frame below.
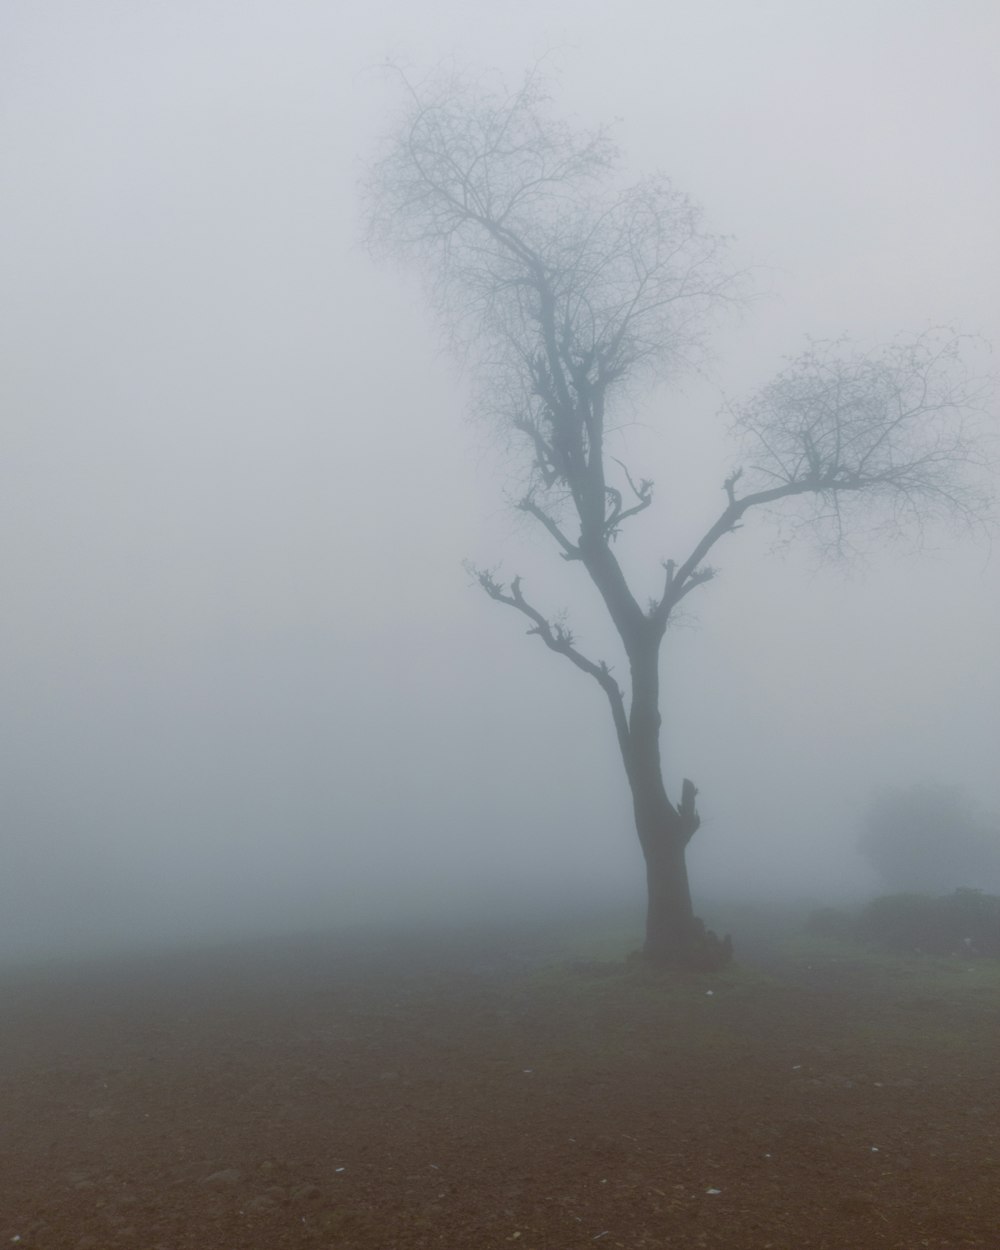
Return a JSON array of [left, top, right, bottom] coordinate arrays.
[[2, 922, 998, 1249]]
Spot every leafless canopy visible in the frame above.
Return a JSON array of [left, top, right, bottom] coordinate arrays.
[[366, 67, 994, 670], [366, 67, 736, 488], [731, 332, 995, 555]]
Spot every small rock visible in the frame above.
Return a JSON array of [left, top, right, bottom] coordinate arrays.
[[202, 1169, 243, 1189], [246, 1195, 276, 1213], [290, 1183, 322, 1202]]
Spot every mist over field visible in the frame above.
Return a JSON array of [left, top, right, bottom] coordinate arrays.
[[2, 0, 998, 963]]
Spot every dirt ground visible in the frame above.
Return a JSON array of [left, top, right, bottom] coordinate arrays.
[[2, 913, 998, 1249]]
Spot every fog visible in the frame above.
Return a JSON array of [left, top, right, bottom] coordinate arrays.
[[2, 0, 997, 962]]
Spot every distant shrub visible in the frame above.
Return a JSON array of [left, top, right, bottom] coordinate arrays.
[[803, 906, 856, 940], [857, 889, 1000, 957], [858, 785, 1000, 895]]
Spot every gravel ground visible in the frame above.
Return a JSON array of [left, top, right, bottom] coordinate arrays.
[[1, 922, 997, 1248]]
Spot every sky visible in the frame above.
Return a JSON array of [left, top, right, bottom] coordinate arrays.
[[1, 0, 998, 958]]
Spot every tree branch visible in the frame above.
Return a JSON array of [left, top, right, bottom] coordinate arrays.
[[517, 494, 581, 559], [678, 777, 701, 845], [653, 470, 848, 623], [604, 457, 654, 537], [473, 568, 630, 750]]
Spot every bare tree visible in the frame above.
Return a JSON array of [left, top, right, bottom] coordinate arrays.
[[365, 68, 994, 967]]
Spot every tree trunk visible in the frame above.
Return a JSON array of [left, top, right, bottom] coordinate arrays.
[[624, 641, 732, 970], [638, 818, 733, 968], [643, 827, 695, 960]]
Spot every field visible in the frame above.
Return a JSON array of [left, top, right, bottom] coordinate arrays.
[[2, 908, 998, 1249]]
